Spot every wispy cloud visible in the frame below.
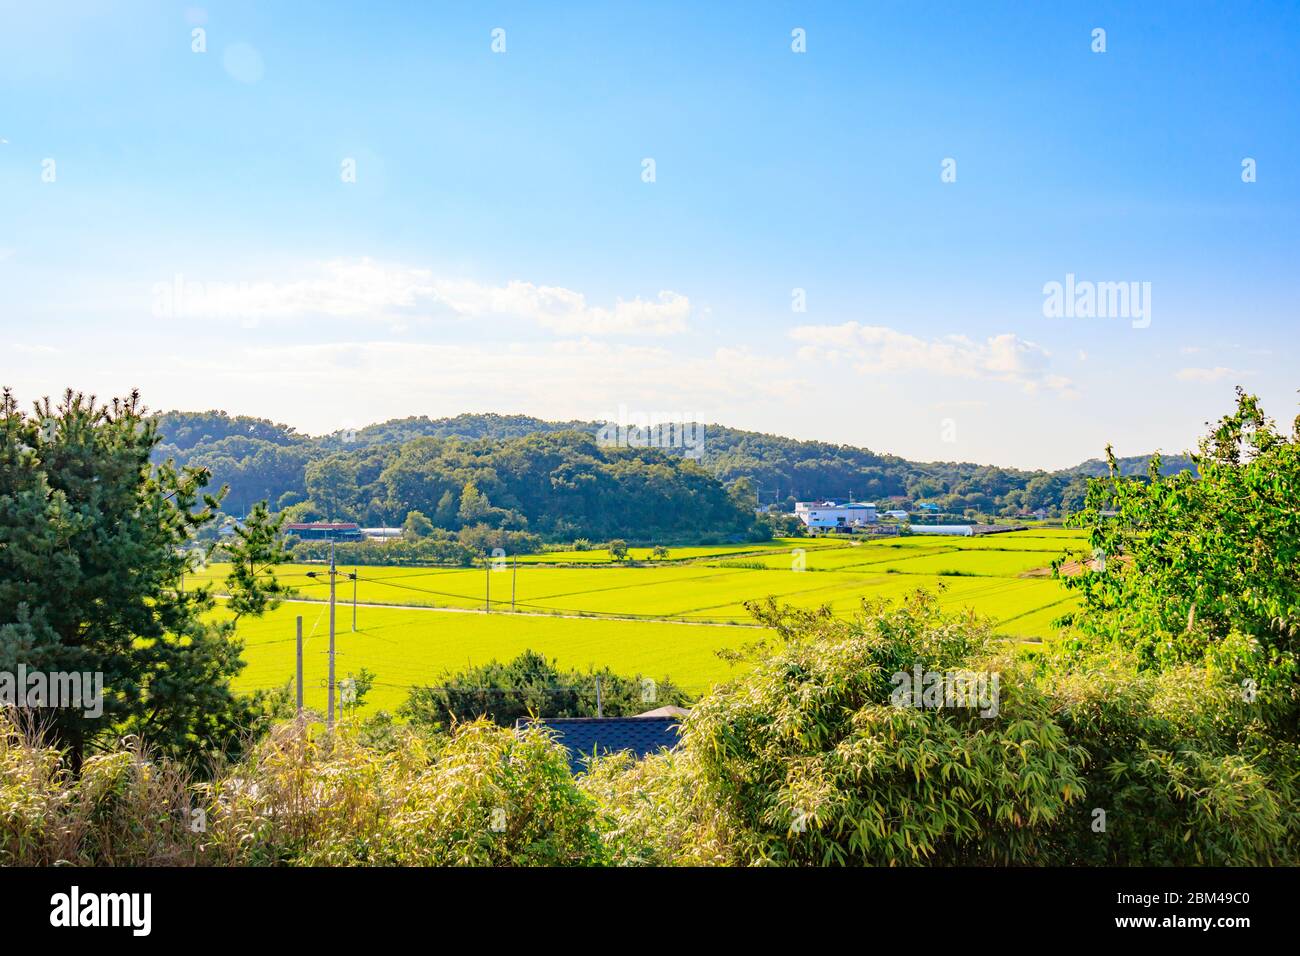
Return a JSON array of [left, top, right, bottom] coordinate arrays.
[[151, 258, 691, 336], [144, 338, 800, 432], [789, 322, 1075, 395], [1176, 366, 1240, 383]]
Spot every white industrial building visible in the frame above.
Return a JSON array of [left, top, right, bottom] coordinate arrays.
[[794, 500, 877, 531]]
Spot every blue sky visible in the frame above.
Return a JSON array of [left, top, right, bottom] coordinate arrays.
[[1, 0, 1296, 468]]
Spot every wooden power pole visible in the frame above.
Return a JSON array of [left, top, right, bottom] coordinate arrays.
[[295, 615, 303, 717]]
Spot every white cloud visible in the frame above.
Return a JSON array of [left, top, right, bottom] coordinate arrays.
[[151, 259, 691, 336], [145, 338, 798, 433], [1176, 366, 1238, 383], [789, 322, 1074, 394], [12, 343, 59, 355]]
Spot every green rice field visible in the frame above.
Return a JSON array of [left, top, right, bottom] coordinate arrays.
[[511, 536, 852, 563], [202, 529, 1092, 715], [230, 604, 757, 716]]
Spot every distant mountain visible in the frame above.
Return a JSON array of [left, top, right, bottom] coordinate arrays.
[[1066, 454, 1199, 478], [150, 409, 1198, 525], [328, 413, 589, 450], [152, 409, 308, 451]]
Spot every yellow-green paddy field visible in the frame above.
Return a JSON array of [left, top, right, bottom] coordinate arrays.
[[196, 529, 1090, 715]]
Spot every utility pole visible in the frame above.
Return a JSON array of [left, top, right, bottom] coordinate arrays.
[[304, 544, 343, 731], [485, 557, 490, 613], [328, 540, 337, 730], [295, 615, 303, 717], [352, 566, 358, 632], [511, 555, 517, 612], [595, 676, 603, 718]]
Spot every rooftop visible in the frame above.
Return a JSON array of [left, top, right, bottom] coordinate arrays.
[[518, 716, 683, 773], [796, 500, 877, 509]]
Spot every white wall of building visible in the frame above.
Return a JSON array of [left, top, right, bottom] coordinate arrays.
[[794, 501, 878, 529]]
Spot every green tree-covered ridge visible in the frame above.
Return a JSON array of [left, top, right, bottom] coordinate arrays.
[[153, 409, 1196, 534]]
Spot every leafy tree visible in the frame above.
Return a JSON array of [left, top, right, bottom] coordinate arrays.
[[277, 490, 305, 510], [0, 388, 287, 769], [434, 489, 458, 526], [456, 524, 541, 557], [1030, 645, 1296, 865], [727, 476, 757, 513], [1057, 388, 1300, 705], [763, 512, 805, 537], [402, 509, 435, 539], [607, 539, 629, 561], [304, 454, 359, 521], [279, 500, 321, 523], [651, 545, 669, 561], [457, 480, 492, 525]]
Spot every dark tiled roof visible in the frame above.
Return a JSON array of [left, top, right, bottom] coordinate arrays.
[[518, 716, 682, 773]]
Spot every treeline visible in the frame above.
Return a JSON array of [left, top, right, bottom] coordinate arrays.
[[160, 418, 763, 543], [701, 422, 1196, 515], [153, 409, 1198, 532]]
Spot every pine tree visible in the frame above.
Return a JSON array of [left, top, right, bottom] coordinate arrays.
[[0, 388, 291, 769]]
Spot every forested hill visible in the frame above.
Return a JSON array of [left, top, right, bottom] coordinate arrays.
[[151, 410, 1196, 534]]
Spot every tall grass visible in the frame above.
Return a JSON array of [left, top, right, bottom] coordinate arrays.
[[0, 712, 604, 866]]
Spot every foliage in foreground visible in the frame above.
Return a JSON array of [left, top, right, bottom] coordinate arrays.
[[6, 591, 1293, 867], [632, 593, 1297, 865], [401, 650, 690, 731], [0, 715, 604, 866]]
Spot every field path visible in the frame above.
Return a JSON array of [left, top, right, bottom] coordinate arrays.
[[215, 594, 767, 628]]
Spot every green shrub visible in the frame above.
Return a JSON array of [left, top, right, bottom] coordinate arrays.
[[581, 589, 1300, 866], [668, 593, 1086, 865], [1029, 646, 1299, 865], [401, 650, 689, 731]]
